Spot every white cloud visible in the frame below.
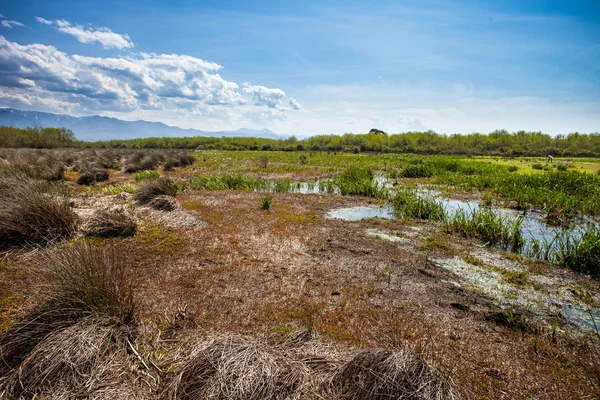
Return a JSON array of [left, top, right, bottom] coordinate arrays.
[[288, 97, 303, 111], [35, 16, 53, 25], [36, 18, 133, 49], [397, 116, 426, 131], [0, 36, 247, 112], [243, 84, 285, 108], [0, 15, 24, 28]]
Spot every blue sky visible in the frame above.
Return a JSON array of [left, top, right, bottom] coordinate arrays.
[[0, 0, 599, 135]]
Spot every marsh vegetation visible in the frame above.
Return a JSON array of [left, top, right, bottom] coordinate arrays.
[[0, 147, 599, 399]]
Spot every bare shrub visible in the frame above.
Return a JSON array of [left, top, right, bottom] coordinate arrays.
[[86, 207, 137, 237], [326, 348, 461, 400], [148, 195, 179, 211], [94, 168, 110, 182], [170, 335, 307, 400], [0, 172, 78, 249], [134, 177, 178, 204]]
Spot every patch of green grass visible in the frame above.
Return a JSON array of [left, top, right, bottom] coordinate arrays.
[[261, 194, 273, 211], [444, 208, 524, 250], [100, 183, 137, 194], [391, 189, 446, 222], [134, 170, 160, 181]]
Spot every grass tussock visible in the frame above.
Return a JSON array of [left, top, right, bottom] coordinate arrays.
[[169, 335, 307, 400], [0, 172, 78, 249], [553, 225, 600, 276], [327, 348, 461, 400], [148, 195, 179, 211], [134, 177, 178, 205], [86, 207, 137, 237], [0, 241, 136, 398]]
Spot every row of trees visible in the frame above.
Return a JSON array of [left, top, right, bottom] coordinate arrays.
[[1, 126, 599, 157], [0, 126, 77, 148]]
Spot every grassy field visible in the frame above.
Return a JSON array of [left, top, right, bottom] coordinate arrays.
[[0, 148, 599, 399]]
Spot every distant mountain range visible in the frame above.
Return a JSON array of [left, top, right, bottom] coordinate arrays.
[[0, 108, 286, 141]]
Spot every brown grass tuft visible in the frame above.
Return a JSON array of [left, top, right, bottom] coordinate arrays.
[[148, 195, 179, 211], [86, 207, 137, 237], [169, 335, 308, 400], [326, 347, 461, 400], [0, 172, 78, 249], [134, 177, 178, 205]]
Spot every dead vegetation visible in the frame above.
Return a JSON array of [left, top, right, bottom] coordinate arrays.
[[134, 177, 178, 205], [0, 242, 139, 398], [86, 207, 137, 237], [0, 171, 78, 249], [326, 347, 461, 400], [169, 335, 309, 400]]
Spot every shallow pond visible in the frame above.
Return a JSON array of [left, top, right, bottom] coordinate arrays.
[[326, 206, 395, 221]]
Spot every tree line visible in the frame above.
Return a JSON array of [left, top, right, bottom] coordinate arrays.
[[1, 126, 599, 157]]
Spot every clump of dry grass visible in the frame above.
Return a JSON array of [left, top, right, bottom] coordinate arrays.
[[148, 195, 179, 211], [0, 172, 78, 249], [134, 177, 178, 205], [326, 348, 461, 400], [169, 335, 308, 400], [0, 242, 138, 398], [86, 207, 137, 237], [1, 318, 132, 398]]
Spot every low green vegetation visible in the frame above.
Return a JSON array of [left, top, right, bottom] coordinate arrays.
[[261, 194, 273, 211], [391, 189, 446, 221], [334, 167, 386, 198], [445, 208, 524, 251], [133, 170, 160, 181]]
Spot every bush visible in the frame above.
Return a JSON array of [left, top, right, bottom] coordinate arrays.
[[86, 207, 137, 237], [507, 165, 519, 172], [531, 163, 544, 170], [0, 172, 78, 249], [134, 177, 178, 204]]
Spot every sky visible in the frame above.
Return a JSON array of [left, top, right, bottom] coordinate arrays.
[[0, 0, 599, 136]]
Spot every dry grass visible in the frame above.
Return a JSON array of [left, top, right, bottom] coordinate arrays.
[[326, 347, 461, 400], [169, 335, 308, 400], [148, 195, 179, 211], [134, 177, 178, 205], [0, 318, 132, 398], [0, 241, 140, 398], [0, 172, 78, 249], [86, 207, 137, 238]]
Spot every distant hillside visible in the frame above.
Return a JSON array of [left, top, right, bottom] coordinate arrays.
[[0, 108, 285, 141]]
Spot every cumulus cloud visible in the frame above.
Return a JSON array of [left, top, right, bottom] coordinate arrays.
[[0, 14, 24, 28], [397, 116, 426, 131], [243, 84, 285, 108], [288, 97, 304, 111], [36, 17, 133, 49], [0, 36, 247, 112]]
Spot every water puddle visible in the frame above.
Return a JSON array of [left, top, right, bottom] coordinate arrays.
[[326, 206, 395, 221], [562, 304, 600, 330]]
